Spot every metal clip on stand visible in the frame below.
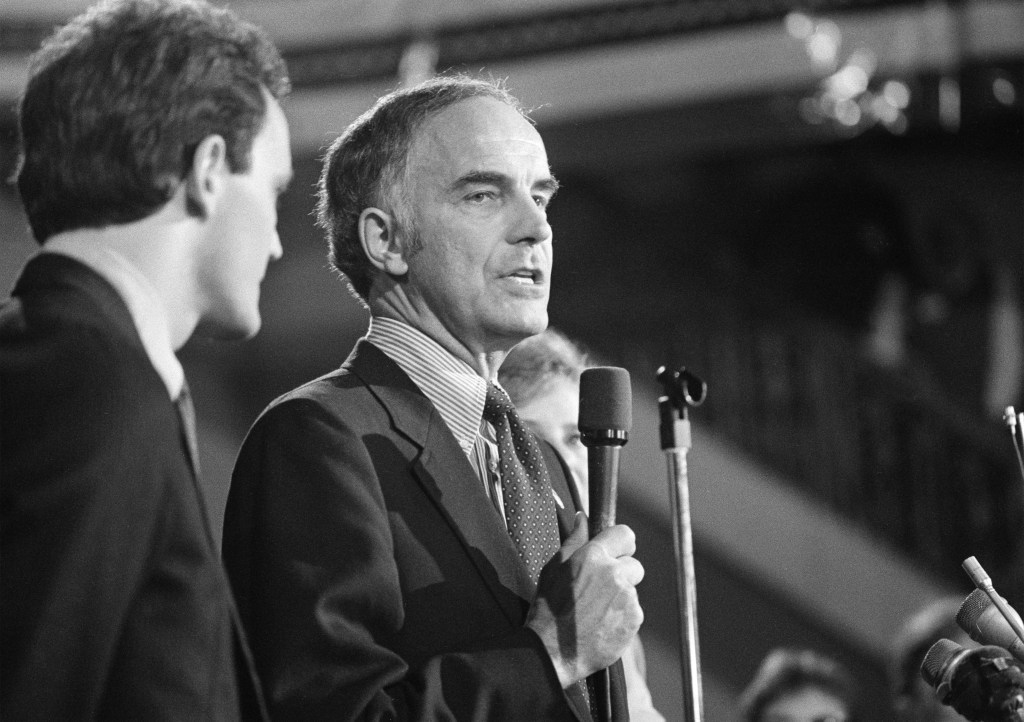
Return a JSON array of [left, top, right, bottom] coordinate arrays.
[[656, 366, 707, 722]]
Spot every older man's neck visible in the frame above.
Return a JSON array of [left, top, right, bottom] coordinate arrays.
[[369, 304, 509, 381]]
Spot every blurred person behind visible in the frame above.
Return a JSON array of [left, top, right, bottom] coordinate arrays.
[[738, 648, 860, 722], [500, 327, 665, 722], [0, 0, 292, 719]]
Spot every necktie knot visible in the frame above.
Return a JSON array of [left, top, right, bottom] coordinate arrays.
[[483, 383, 514, 422]]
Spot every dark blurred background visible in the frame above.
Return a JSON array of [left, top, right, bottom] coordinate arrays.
[[2, 1, 1022, 718]]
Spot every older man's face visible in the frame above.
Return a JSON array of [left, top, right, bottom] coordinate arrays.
[[397, 96, 558, 356]]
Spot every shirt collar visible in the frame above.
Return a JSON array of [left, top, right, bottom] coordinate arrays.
[[41, 237, 184, 401], [365, 317, 490, 457]]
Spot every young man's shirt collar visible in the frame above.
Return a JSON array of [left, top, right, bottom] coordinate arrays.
[[42, 237, 184, 401]]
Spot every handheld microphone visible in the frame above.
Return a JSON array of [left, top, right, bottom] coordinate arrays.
[[921, 639, 1024, 721], [959, 589, 1024, 664], [578, 366, 632, 537], [578, 366, 632, 722]]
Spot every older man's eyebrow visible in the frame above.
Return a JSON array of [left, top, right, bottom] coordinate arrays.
[[448, 171, 560, 198], [449, 170, 510, 192], [534, 176, 560, 198]]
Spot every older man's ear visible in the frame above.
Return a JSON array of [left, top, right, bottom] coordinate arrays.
[[359, 207, 409, 277]]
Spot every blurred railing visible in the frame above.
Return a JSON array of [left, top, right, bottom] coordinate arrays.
[[582, 271, 1024, 598]]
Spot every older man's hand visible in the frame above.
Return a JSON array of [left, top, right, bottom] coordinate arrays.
[[526, 513, 645, 688]]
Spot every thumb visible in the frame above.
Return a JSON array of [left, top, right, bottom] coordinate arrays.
[[559, 511, 589, 558]]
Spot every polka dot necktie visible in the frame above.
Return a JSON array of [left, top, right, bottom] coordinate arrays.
[[482, 383, 561, 584]]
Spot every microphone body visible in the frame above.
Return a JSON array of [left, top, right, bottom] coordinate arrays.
[[577, 366, 631, 722], [578, 367, 632, 537], [586, 445, 622, 535], [921, 639, 1024, 721], [959, 589, 1024, 664]]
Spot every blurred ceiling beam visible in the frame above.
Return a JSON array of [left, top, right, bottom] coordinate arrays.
[[280, 0, 1024, 155], [1, 0, 1021, 157]]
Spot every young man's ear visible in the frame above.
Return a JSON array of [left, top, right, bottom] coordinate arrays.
[[183, 134, 229, 219], [359, 207, 409, 276]]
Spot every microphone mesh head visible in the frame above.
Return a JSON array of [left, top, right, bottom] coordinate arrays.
[[956, 588, 991, 632], [921, 638, 962, 688], [579, 367, 632, 432]]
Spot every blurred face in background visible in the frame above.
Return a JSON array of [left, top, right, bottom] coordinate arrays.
[[516, 374, 589, 506], [759, 686, 849, 722]]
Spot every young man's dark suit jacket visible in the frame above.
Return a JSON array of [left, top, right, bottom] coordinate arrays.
[[222, 339, 629, 721], [0, 254, 266, 721]]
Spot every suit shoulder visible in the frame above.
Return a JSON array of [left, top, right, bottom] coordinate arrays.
[[267, 366, 369, 411], [246, 367, 381, 438]]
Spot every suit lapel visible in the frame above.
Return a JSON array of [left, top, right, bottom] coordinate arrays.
[[346, 341, 535, 621], [347, 340, 609, 722]]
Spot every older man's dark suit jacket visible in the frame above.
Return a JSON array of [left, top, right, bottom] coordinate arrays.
[[222, 339, 628, 721], [0, 254, 266, 721]]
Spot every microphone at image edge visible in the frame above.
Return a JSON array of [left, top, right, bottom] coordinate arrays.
[[922, 639, 1024, 721], [958, 589, 1024, 664]]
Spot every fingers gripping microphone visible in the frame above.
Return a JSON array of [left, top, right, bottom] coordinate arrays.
[[959, 589, 1024, 664], [578, 367, 632, 537], [921, 639, 1024, 721]]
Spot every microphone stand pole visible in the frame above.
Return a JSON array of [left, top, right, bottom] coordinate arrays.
[[657, 366, 707, 722], [1002, 406, 1024, 489]]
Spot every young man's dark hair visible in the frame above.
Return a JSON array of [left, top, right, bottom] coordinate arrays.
[[16, 0, 289, 242]]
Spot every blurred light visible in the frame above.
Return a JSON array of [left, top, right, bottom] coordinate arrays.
[[882, 80, 911, 109], [790, 13, 915, 138], [807, 24, 841, 69], [870, 95, 900, 124], [835, 98, 862, 126], [827, 64, 870, 100], [784, 12, 814, 40], [992, 77, 1017, 106]]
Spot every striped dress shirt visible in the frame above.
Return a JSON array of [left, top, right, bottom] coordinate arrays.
[[365, 317, 504, 517], [364, 317, 565, 519]]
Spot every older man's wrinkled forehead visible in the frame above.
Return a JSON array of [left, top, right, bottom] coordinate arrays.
[[403, 96, 553, 194]]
